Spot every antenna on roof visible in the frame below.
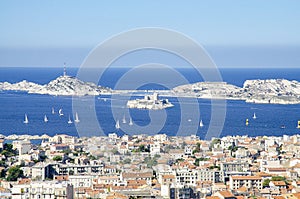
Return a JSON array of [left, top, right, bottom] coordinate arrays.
[[63, 62, 67, 76]]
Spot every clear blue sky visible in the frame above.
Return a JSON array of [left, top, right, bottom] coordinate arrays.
[[0, 0, 300, 67]]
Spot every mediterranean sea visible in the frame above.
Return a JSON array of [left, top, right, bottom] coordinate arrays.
[[0, 67, 300, 139]]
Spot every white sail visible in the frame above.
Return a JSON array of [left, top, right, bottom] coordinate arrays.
[[129, 117, 133, 126], [115, 120, 120, 129], [253, 113, 257, 119], [122, 115, 127, 124], [52, 107, 55, 114], [59, 108, 63, 116], [199, 119, 204, 127], [24, 114, 29, 124], [68, 115, 73, 124], [44, 115, 48, 123], [74, 112, 80, 123]]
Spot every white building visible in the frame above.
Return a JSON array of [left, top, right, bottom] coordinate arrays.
[[11, 181, 73, 199], [68, 175, 94, 188], [150, 142, 160, 156], [13, 140, 31, 155]]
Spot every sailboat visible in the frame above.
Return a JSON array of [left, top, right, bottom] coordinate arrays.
[[59, 108, 64, 116], [23, 114, 29, 124], [199, 119, 204, 128], [129, 117, 133, 126], [67, 115, 73, 124], [74, 112, 80, 123], [51, 107, 55, 114], [115, 120, 120, 129], [253, 113, 257, 119], [122, 115, 127, 124], [44, 115, 48, 123]]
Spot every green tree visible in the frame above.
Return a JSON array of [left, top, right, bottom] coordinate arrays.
[[6, 166, 23, 181], [53, 156, 62, 161], [143, 156, 158, 168], [89, 155, 97, 160], [62, 149, 72, 155], [228, 146, 238, 152], [181, 142, 187, 149], [0, 169, 6, 178], [263, 179, 270, 187], [123, 158, 131, 164], [271, 176, 286, 181], [39, 154, 47, 162], [154, 154, 161, 159], [1, 143, 18, 157], [111, 148, 119, 155], [211, 139, 221, 145]]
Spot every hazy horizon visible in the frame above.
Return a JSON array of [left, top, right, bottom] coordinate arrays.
[[1, 1, 300, 68]]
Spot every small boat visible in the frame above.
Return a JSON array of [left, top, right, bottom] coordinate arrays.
[[122, 115, 127, 124], [188, 119, 192, 122], [280, 125, 286, 129], [23, 114, 29, 124], [253, 113, 257, 119], [199, 119, 204, 128], [129, 117, 133, 126], [67, 115, 73, 124], [297, 121, 300, 129], [246, 118, 249, 126], [59, 108, 64, 116], [115, 120, 120, 129], [44, 115, 48, 123], [51, 107, 55, 114], [74, 112, 80, 123]]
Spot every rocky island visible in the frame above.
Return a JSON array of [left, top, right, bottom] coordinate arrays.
[[0, 75, 111, 96], [1, 74, 300, 104], [127, 93, 174, 110], [172, 79, 300, 104]]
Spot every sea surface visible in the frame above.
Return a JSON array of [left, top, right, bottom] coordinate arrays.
[[0, 67, 300, 139]]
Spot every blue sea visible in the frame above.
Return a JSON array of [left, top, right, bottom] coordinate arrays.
[[0, 67, 300, 139]]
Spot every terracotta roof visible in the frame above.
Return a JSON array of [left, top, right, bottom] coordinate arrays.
[[293, 193, 300, 199], [236, 186, 247, 192], [162, 174, 175, 179], [206, 197, 220, 199], [122, 172, 153, 179], [18, 178, 31, 184], [54, 175, 68, 181], [272, 196, 285, 199], [271, 181, 286, 186], [106, 192, 128, 199], [127, 179, 147, 186], [218, 190, 234, 198], [267, 168, 287, 172], [231, 176, 262, 180], [257, 172, 273, 177]]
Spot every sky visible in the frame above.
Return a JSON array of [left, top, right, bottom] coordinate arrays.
[[0, 0, 300, 68]]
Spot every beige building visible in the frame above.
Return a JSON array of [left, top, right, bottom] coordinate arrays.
[[229, 175, 263, 190]]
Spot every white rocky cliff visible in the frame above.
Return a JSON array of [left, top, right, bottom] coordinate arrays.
[[0, 75, 111, 96], [1, 76, 300, 104], [172, 79, 300, 104]]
